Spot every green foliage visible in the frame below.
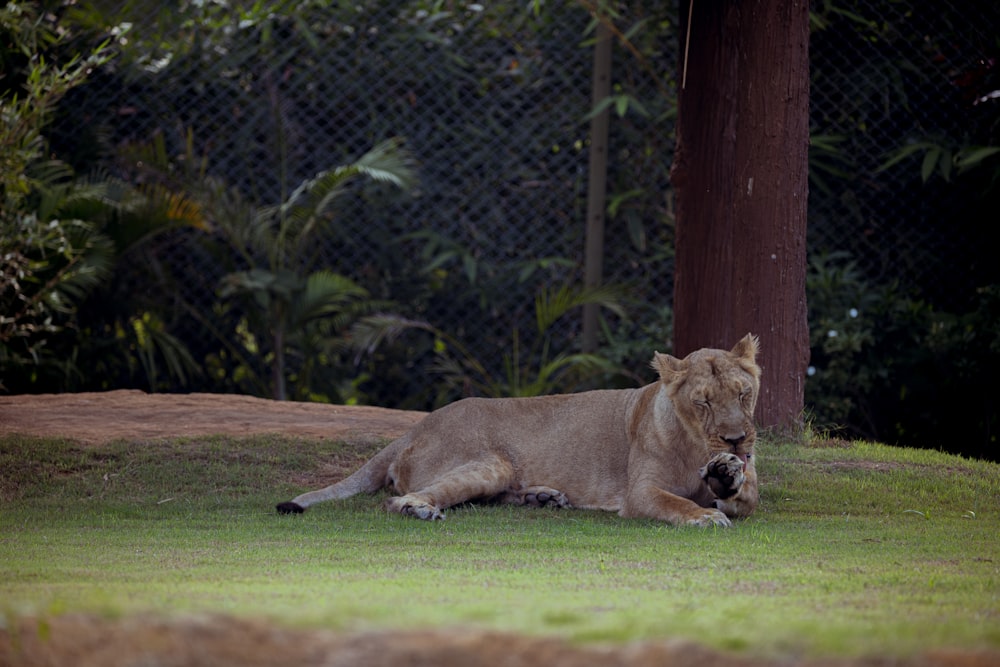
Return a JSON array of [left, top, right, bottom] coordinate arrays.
[[808, 133, 856, 196], [805, 1, 999, 458], [178, 138, 414, 401], [804, 252, 878, 426], [594, 302, 673, 388], [353, 283, 627, 402], [0, 4, 109, 210], [0, 6, 210, 394], [1, 433, 999, 657], [215, 140, 413, 401], [587, 4, 679, 266], [0, 4, 117, 389], [11, 0, 994, 466], [806, 253, 1000, 459], [25, 0, 682, 410], [66, 0, 424, 402], [878, 139, 1000, 183], [0, 208, 115, 384]]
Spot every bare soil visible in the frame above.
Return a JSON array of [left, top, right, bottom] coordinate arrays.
[[1, 390, 996, 667], [3, 614, 998, 667], [0, 389, 426, 445]]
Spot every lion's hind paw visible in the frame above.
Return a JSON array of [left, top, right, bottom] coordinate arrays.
[[521, 486, 572, 509], [385, 496, 445, 521]]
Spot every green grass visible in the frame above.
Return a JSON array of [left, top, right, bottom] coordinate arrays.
[[1, 434, 998, 659]]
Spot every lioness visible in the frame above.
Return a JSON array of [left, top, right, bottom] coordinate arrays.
[[277, 334, 761, 527]]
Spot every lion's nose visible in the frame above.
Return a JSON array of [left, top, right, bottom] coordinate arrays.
[[722, 433, 746, 447]]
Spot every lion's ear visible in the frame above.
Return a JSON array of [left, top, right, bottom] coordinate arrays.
[[731, 333, 760, 362], [651, 352, 687, 383]]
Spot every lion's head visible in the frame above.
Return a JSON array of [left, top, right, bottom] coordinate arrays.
[[652, 334, 761, 461]]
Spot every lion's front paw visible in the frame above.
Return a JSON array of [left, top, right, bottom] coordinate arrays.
[[699, 453, 746, 499], [685, 507, 733, 528]]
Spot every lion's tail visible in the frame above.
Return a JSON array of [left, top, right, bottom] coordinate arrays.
[[276, 436, 409, 514]]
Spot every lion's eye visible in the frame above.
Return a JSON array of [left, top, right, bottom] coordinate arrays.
[[693, 398, 709, 408]]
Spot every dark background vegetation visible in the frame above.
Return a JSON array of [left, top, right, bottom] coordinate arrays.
[[2, 0, 998, 460]]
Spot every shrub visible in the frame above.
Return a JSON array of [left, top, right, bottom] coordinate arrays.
[[0, 4, 115, 390], [806, 252, 999, 459]]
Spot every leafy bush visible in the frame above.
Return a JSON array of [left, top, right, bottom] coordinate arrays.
[[806, 253, 999, 459], [0, 4, 115, 390]]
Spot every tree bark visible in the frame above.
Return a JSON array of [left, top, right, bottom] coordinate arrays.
[[671, 0, 810, 429]]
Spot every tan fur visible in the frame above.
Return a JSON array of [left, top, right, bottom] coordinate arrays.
[[277, 334, 762, 527]]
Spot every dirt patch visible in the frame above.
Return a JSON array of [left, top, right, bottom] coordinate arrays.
[[3, 614, 998, 667], [0, 390, 426, 445], [2, 391, 997, 666]]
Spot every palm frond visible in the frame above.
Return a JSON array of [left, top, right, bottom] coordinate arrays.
[[209, 184, 269, 264], [349, 314, 436, 357], [129, 312, 202, 389], [288, 270, 369, 327], [275, 138, 416, 252], [218, 268, 301, 303], [25, 159, 75, 188], [44, 220, 115, 310], [351, 137, 417, 190], [135, 182, 207, 226], [27, 161, 85, 222], [522, 353, 616, 396], [535, 283, 627, 334], [426, 354, 495, 398]]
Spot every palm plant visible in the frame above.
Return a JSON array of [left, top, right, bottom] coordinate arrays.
[[352, 283, 627, 402], [212, 139, 415, 400]]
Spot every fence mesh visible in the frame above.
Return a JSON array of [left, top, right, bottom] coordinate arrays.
[[807, 0, 998, 307], [36, 0, 1000, 420]]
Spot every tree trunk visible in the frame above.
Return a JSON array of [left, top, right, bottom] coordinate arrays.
[[272, 317, 287, 401], [581, 19, 612, 354], [671, 0, 810, 429]]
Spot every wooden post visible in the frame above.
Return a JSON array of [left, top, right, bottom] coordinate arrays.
[[582, 20, 612, 354]]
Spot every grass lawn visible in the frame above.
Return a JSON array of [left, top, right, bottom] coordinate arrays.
[[1, 433, 998, 659]]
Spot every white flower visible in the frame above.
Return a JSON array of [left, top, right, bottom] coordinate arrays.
[[827, 330, 838, 338], [848, 308, 859, 318], [807, 366, 817, 376]]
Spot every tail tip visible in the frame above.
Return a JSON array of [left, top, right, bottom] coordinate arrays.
[[276, 501, 305, 515]]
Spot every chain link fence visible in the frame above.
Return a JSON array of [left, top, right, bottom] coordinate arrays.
[[54, 0, 677, 406], [807, 0, 998, 307], [36, 0, 1000, 444]]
